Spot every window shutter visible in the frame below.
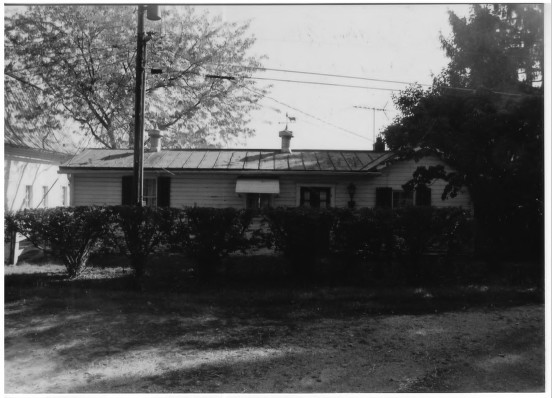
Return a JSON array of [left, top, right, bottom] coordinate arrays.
[[157, 177, 171, 207], [122, 176, 133, 205], [415, 185, 432, 206], [375, 187, 392, 208]]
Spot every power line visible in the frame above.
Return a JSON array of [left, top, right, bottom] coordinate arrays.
[[154, 65, 543, 98], [149, 68, 404, 92], [152, 80, 372, 143], [214, 63, 434, 87], [246, 76, 401, 92], [240, 84, 371, 142]]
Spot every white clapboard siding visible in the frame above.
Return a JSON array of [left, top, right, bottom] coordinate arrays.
[[275, 157, 471, 209], [171, 174, 244, 208], [369, 157, 472, 208], [73, 175, 122, 206], [4, 154, 70, 211], [70, 156, 471, 209]]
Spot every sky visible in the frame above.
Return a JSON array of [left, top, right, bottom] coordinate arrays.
[[199, 3, 473, 150], [3, 2, 473, 151]]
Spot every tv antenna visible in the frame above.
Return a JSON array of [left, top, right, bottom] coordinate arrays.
[[353, 102, 390, 143]]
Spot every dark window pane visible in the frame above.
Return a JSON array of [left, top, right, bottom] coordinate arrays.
[[300, 187, 331, 208], [122, 176, 133, 205], [415, 186, 432, 206], [157, 177, 171, 207], [247, 193, 272, 210], [375, 187, 392, 207]]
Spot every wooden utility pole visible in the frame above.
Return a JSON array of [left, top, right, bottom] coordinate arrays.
[[133, 5, 160, 206], [133, 5, 147, 206]]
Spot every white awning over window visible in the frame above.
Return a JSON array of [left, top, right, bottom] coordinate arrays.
[[235, 179, 280, 194]]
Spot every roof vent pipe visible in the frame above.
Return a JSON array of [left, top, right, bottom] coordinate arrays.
[[148, 129, 162, 152], [279, 127, 293, 153]]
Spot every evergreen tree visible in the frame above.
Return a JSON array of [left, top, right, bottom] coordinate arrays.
[[382, 4, 544, 262]]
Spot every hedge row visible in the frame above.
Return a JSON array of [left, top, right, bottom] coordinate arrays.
[[5, 206, 253, 280], [5, 206, 473, 282], [263, 206, 473, 280]]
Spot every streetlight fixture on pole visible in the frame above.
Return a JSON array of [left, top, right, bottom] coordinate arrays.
[[133, 4, 161, 206]]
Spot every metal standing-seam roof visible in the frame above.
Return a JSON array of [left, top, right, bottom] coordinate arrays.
[[59, 148, 395, 173]]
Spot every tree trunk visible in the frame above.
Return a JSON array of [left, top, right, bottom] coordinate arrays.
[[66, 257, 88, 279]]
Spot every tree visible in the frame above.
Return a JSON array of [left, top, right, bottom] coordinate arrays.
[[4, 5, 267, 149], [441, 4, 544, 90], [382, 5, 544, 262]]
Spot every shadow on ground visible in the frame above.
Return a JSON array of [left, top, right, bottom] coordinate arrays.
[[4, 254, 545, 393]]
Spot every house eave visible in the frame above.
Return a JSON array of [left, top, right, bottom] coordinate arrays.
[[58, 167, 382, 176], [5, 144, 73, 164]]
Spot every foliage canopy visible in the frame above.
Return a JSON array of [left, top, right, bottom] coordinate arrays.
[[382, 4, 544, 260], [4, 5, 267, 149]]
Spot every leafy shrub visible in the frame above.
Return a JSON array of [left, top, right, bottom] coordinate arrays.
[[359, 207, 397, 262], [4, 211, 17, 244], [12, 207, 110, 278], [430, 207, 474, 259], [10, 209, 49, 250], [393, 207, 435, 260], [329, 207, 396, 279], [107, 206, 171, 280], [387, 207, 474, 283], [281, 206, 474, 283], [392, 206, 435, 281], [165, 207, 254, 278], [263, 207, 334, 279], [329, 208, 362, 257]]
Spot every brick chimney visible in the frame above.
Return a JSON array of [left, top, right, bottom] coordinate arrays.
[[148, 130, 162, 152], [373, 136, 385, 152], [279, 127, 293, 153]]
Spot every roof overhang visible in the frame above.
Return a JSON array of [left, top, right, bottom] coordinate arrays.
[[58, 168, 383, 177]]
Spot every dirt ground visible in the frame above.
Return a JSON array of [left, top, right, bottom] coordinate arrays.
[[4, 262, 546, 393]]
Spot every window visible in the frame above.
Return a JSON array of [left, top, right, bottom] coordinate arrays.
[[23, 185, 33, 208], [42, 186, 49, 208], [236, 178, 278, 211], [300, 187, 331, 208], [375, 186, 431, 208], [415, 186, 432, 206], [375, 187, 392, 208], [246, 193, 272, 210], [143, 178, 157, 207], [61, 186, 68, 206], [121, 176, 171, 207], [392, 189, 413, 208]]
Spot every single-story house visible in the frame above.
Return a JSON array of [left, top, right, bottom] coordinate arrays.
[[4, 143, 72, 212], [58, 129, 471, 210], [4, 80, 73, 212], [4, 80, 74, 264], [4, 143, 73, 266]]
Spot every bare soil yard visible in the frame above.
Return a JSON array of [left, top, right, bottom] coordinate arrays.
[[4, 257, 545, 393]]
